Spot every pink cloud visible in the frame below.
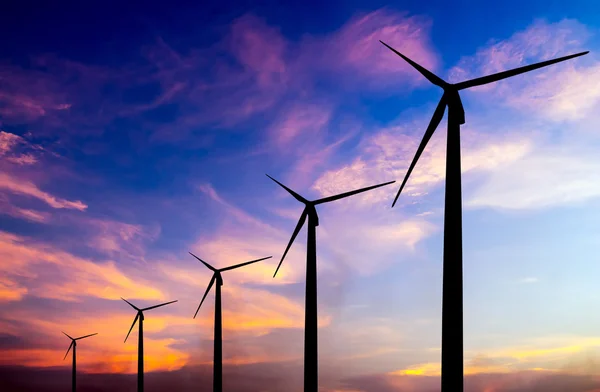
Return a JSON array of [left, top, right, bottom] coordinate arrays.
[[228, 14, 289, 89], [297, 8, 438, 88], [85, 218, 160, 259], [449, 19, 591, 83], [269, 102, 333, 148], [0, 172, 87, 211], [0, 131, 39, 165], [447, 19, 599, 121], [0, 131, 22, 155], [0, 193, 50, 223]]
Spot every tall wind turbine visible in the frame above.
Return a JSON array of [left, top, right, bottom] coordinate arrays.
[[380, 40, 589, 392], [62, 331, 97, 392], [122, 298, 178, 392], [189, 253, 272, 392], [267, 174, 395, 392]]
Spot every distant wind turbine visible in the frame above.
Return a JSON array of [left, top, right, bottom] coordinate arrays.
[[122, 298, 178, 392], [62, 331, 97, 392], [189, 253, 272, 392], [267, 174, 395, 392], [380, 39, 589, 392]]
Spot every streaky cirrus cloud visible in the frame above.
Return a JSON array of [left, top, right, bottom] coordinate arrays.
[[448, 19, 600, 122], [0, 231, 165, 303], [297, 8, 439, 89]]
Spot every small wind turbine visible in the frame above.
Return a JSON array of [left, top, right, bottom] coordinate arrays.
[[62, 331, 97, 392], [122, 298, 178, 392], [380, 40, 589, 392], [189, 253, 272, 392], [267, 174, 395, 392]]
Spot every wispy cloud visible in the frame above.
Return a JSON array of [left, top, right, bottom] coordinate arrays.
[[0, 231, 164, 303], [0, 172, 87, 211], [448, 19, 599, 122]]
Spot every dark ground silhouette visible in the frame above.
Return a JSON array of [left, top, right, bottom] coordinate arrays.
[[3, 364, 600, 392]]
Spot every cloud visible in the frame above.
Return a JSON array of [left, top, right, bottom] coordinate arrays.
[[466, 143, 600, 210], [448, 19, 599, 122], [518, 277, 539, 284], [0, 231, 165, 303], [268, 102, 333, 148], [311, 120, 533, 208], [227, 14, 289, 90], [298, 8, 439, 89], [0, 131, 22, 155], [85, 218, 160, 259], [0, 193, 50, 223], [0, 172, 87, 211]]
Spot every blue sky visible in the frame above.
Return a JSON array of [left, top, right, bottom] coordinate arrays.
[[1, 1, 600, 391]]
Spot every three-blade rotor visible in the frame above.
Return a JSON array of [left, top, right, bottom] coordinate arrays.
[[62, 331, 97, 360], [266, 174, 396, 278], [122, 298, 178, 342], [379, 40, 589, 208], [189, 253, 272, 318]]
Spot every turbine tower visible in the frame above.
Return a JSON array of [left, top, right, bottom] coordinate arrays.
[[122, 298, 178, 392], [380, 40, 589, 392], [62, 331, 97, 392], [267, 174, 395, 392], [189, 253, 272, 392]]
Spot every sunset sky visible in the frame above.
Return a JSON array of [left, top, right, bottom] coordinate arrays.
[[2, 0, 600, 391]]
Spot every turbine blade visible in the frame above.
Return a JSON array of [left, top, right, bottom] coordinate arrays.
[[124, 313, 140, 343], [121, 297, 140, 311], [189, 252, 217, 272], [142, 300, 178, 312], [313, 181, 396, 205], [392, 95, 447, 207], [220, 256, 273, 272], [380, 40, 447, 87], [63, 341, 74, 360], [194, 275, 216, 319], [62, 331, 74, 340], [75, 333, 98, 340], [454, 51, 589, 90], [266, 174, 308, 204], [273, 209, 308, 278]]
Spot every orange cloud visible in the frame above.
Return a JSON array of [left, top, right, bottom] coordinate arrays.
[[0, 231, 165, 303]]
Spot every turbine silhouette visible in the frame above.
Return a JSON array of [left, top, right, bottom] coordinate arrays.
[[381, 40, 589, 392], [122, 298, 178, 392], [189, 253, 272, 392], [62, 331, 97, 392], [267, 174, 395, 392]]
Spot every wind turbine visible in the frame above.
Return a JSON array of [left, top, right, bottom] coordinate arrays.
[[380, 40, 589, 392], [122, 298, 178, 392], [189, 253, 272, 392], [267, 174, 395, 392], [62, 331, 97, 392]]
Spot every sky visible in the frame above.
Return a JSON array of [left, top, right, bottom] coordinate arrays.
[[1, 0, 600, 391]]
